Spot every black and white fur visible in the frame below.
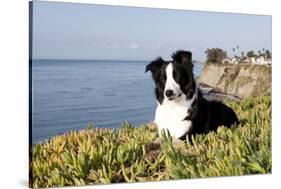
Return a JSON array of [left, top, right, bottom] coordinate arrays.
[[145, 50, 239, 140]]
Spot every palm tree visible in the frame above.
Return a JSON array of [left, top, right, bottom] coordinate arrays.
[[265, 50, 271, 59], [205, 48, 209, 54], [236, 46, 239, 55]]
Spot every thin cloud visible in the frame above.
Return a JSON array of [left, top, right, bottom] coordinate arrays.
[[105, 43, 120, 49], [126, 43, 140, 50]]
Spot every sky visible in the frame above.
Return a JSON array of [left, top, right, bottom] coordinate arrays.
[[32, 1, 272, 61]]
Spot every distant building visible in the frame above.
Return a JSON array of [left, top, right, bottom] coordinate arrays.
[[210, 49, 271, 65], [255, 56, 271, 65], [239, 57, 251, 64], [222, 57, 238, 64], [223, 54, 271, 65], [243, 56, 272, 65]]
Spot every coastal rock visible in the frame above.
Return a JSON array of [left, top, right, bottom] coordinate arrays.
[[199, 63, 271, 98]]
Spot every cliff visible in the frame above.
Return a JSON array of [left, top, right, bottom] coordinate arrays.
[[199, 63, 272, 98]]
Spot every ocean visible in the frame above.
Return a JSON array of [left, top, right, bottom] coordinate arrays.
[[31, 60, 203, 143]]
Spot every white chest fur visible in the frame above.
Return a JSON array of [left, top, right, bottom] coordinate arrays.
[[154, 92, 197, 139]]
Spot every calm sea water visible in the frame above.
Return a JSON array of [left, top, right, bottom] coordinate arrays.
[[31, 60, 202, 143]]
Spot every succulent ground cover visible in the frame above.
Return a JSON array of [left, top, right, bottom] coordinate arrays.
[[30, 95, 271, 188]]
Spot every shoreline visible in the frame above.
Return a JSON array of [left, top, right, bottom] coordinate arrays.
[[199, 83, 241, 101]]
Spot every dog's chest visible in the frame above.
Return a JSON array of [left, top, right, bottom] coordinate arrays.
[[154, 101, 192, 139]]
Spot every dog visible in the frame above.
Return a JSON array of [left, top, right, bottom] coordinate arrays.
[[145, 50, 239, 141]]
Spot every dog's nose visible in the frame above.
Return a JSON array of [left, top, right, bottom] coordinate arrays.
[[165, 90, 174, 97]]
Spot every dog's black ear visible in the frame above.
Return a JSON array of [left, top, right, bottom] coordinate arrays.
[[145, 57, 165, 73], [172, 50, 192, 65]]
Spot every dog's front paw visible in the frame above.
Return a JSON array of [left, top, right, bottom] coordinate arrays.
[[172, 138, 185, 147], [153, 137, 162, 144]]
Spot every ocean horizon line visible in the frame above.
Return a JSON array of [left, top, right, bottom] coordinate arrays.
[[32, 58, 151, 62], [32, 58, 203, 64]]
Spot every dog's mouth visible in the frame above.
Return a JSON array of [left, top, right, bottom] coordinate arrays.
[[168, 93, 182, 100]]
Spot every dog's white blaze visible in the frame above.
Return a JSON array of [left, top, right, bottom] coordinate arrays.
[[154, 63, 198, 139], [164, 63, 181, 98]]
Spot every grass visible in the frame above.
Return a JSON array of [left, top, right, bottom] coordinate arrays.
[[29, 95, 271, 188]]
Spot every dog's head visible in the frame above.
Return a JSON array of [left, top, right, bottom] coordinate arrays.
[[145, 50, 196, 104]]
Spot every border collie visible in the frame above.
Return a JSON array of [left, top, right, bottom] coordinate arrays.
[[145, 50, 239, 141]]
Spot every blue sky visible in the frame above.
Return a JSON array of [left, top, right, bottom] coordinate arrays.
[[32, 1, 272, 61]]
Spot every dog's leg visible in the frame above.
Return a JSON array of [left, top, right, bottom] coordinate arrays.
[[153, 137, 162, 144], [172, 138, 185, 147], [154, 136, 184, 148]]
